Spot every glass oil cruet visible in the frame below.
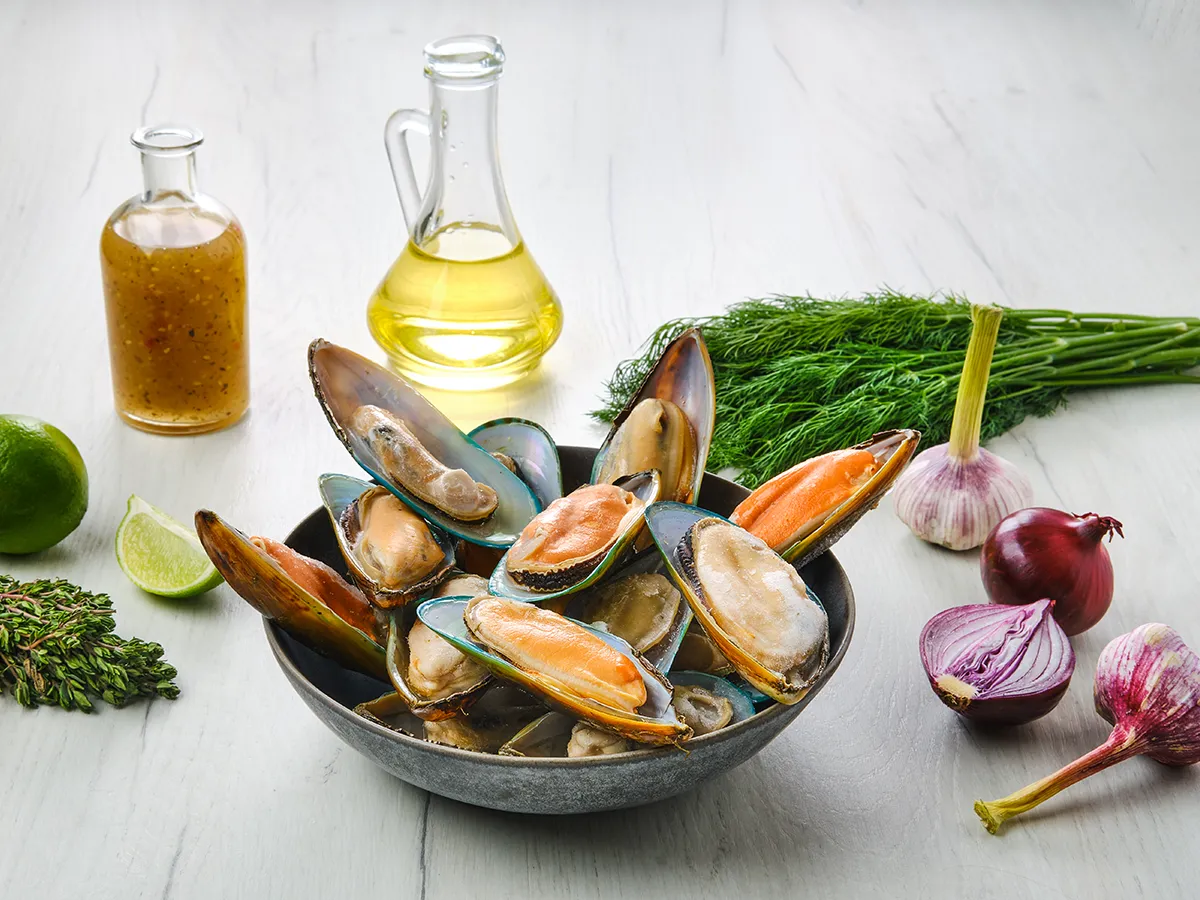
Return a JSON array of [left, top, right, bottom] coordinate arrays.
[[368, 35, 563, 391], [100, 125, 249, 434]]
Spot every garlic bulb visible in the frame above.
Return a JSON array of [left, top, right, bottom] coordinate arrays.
[[892, 305, 1032, 550]]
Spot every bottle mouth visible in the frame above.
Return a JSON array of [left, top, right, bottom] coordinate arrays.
[[131, 124, 204, 155], [424, 35, 504, 83]]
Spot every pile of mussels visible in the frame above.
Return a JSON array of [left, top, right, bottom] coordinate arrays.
[[196, 332, 919, 757]]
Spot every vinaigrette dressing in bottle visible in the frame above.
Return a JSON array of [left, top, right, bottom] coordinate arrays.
[[100, 125, 249, 434]]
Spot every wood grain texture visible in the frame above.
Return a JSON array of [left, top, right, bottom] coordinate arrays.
[[1, 1, 1198, 897]]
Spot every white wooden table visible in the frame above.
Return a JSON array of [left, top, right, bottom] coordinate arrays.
[[2, 2, 1198, 897]]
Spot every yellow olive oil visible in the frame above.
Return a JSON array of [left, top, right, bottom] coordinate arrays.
[[367, 222, 562, 391]]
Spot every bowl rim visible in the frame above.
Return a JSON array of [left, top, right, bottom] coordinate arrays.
[[264, 445, 857, 768]]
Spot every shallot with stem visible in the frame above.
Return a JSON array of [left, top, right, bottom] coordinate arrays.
[[975, 623, 1200, 834]]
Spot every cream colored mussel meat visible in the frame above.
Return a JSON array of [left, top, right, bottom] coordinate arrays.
[[672, 684, 734, 736], [350, 405, 498, 522], [406, 575, 491, 702], [566, 722, 632, 757]]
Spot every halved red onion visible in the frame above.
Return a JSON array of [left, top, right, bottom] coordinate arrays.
[[919, 598, 1075, 725]]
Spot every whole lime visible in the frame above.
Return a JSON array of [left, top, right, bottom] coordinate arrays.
[[0, 415, 89, 554]]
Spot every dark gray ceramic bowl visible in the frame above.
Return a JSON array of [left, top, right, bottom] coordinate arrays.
[[267, 446, 855, 814]]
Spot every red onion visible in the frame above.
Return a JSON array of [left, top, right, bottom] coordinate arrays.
[[919, 598, 1075, 726], [976, 623, 1200, 833], [981, 508, 1123, 635]]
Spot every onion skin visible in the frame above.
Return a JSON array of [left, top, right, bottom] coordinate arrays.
[[981, 508, 1123, 635], [975, 624, 1200, 834], [919, 599, 1075, 726]]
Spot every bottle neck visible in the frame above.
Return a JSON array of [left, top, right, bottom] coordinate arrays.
[[418, 78, 517, 254], [141, 150, 198, 201]]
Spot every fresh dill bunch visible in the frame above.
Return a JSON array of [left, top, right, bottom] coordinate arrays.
[[0, 575, 180, 711], [595, 293, 1200, 487]]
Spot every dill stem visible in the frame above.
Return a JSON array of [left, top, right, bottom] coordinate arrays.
[[948, 305, 1004, 461]]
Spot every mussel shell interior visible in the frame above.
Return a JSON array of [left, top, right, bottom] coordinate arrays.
[[308, 339, 541, 548], [498, 711, 576, 758], [487, 470, 662, 604], [591, 328, 715, 505], [468, 418, 563, 509], [779, 429, 920, 566], [416, 597, 687, 743]]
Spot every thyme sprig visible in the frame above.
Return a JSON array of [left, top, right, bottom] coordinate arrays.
[[0, 575, 180, 711], [594, 292, 1200, 487]]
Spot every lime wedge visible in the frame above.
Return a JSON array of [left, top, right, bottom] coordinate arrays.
[[116, 495, 223, 597]]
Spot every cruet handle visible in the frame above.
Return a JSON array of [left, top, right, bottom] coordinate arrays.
[[384, 108, 432, 233]]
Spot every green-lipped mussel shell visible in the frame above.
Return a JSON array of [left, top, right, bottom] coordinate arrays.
[[668, 671, 756, 732], [563, 548, 692, 673], [488, 470, 662, 603], [591, 327, 714, 505], [777, 429, 920, 567], [417, 597, 691, 745], [644, 502, 829, 705], [467, 418, 563, 510], [308, 339, 541, 548], [498, 711, 576, 757], [318, 472, 456, 607], [383, 605, 491, 721], [195, 510, 387, 679]]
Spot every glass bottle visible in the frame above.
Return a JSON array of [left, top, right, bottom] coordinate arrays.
[[368, 35, 563, 391], [100, 125, 249, 435]]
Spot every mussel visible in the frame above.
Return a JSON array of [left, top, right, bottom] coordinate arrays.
[[592, 328, 714, 504], [731, 429, 920, 566], [646, 502, 830, 705], [671, 623, 733, 676], [194, 510, 386, 679], [308, 339, 540, 547], [468, 417, 563, 509], [351, 406, 498, 522], [669, 672, 756, 736], [417, 596, 691, 745], [566, 549, 692, 672], [420, 682, 547, 752], [319, 473, 455, 607], [499, 713, 636, 758], [489, 471, 662, 601]]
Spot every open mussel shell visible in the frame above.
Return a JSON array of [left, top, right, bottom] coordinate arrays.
[[744, 429, 920, 567], [467, 418, 563, 509], [563, 548, 692, 673], [195, 510, 387, 680], [417, 597, 690, 745], [669, 672, 756, 735], [488, 470, 662, 603], [381, 604, 492, 721], [308, 339, 540, 548], [592, 328, 714, 505], [671, 622, 734, 676], [318, 473, 456, 607], [498, 711, 576, 757], [645, 502, 829, 705]]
